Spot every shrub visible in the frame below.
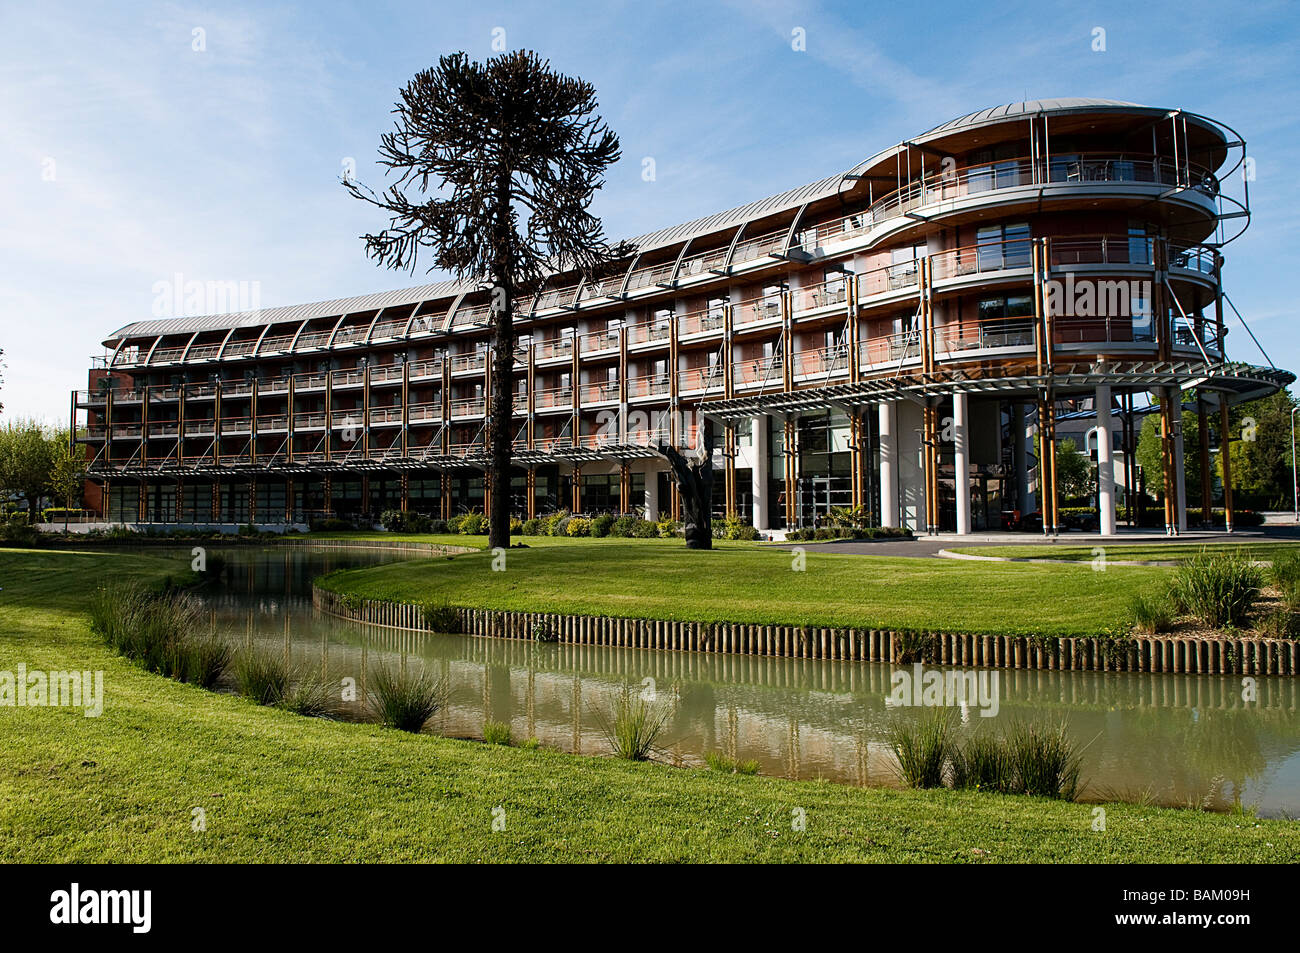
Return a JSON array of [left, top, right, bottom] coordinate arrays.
[[737, 525, 760, 541], [89, 580, 208, 680], [1005, 722, 1083, 800], [310, 517, 354, 532], [483, 720, 513, 746], [949, 733, 1012, 793], [522, 518, 541, 536], [278, 672, 337, 718], [610, 514, 636, 537], [509, 516, 524, 535], [596, 686, 674, 761], [1269, 550, 1300, 604], [566, 516, 592, 537], [1129, 591, 1175, 635], [591, 514, 615, 538], [0, 515, 41, 548], [541, 510, 569, 536], [234, 648, 291, 706], [1172, 550, 1263, 629], [655, 516, 679, 538], [380, 509, 407, 532], [631, 518, 658, 538], [459, 512, 485, 535], [704, 752, 760, 775], [887, 712, 954, 789], [368, 665, 447, 732], [445, 514, 466, 533], [420, 599, 461, 633], [173, 634, 233, 689], [554, 515, 573, 537], [1257, 607, 1299, 640]]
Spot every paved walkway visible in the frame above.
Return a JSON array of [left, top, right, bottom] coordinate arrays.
[[776, 525, 1299, 558]]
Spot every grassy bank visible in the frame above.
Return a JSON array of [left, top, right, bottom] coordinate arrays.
[[2, 548, 1296, 862], [318, 541, 1162, 637], [947, 540, 1300, 564]]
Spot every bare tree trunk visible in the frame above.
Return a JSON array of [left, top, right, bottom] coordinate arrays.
[[655, 419, 714, 549], [487, 179, 515, 551]]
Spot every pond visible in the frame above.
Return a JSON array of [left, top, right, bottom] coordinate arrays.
[[191, 545, 1300, 817]]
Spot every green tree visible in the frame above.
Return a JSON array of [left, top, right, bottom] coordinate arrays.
[[1134, 406, 1203, 503], [0, 419, 57, 521], [47, 431, 86, 531], [345, 51, 630, 550], [1219, 390, 1298, 509], [1054, 437, 1095, 502]]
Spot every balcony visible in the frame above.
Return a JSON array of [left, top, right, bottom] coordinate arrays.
[[624, 261, 676, 293], [791, 345, 851, 381], [732, 293, 783, 330], [731, 357, 783, 389], [795, 154, 1216, 259], [580, 379, 620, 405], [533, 385, 573, 411], [258, 334, 296, 355], [292, 412, 327, 431], [369, 318, 410, 340], [448, 352, 486, 375], [790, 278, 849, 316], [295, 330, 332, 350], [254, 414, 289, 433], [533, 336, 575, 362], [331, 368, 366, 388], [579, 328, 621, 355], [186, 344, 222, 361], [678, 364, 724, 395], [625, 374, 670, 400], [534, 283, 580, 312], [677, 306, 726, 337], [448, 397, 486, 419], [407, 402, 441, 423], [625, 320, 672, 348], [149, 346, 185, 365]]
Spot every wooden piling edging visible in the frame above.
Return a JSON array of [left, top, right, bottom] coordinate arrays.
[[310, 584, 1298, 677]]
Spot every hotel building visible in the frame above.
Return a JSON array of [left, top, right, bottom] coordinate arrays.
[[72, 98, 1292, 534]]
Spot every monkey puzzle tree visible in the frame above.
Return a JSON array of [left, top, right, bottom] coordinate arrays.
[[345, 51, 630, 549]]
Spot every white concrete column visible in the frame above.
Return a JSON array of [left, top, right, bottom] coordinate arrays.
[[953, 392, 972, 535], [751, 415, 769, 530], [878, 400, 898, 528], [1173, 405, 1188, 534], [644, 469, 659, 521], [1095, 383, 1115, 536]]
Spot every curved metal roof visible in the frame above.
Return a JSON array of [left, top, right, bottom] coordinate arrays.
[[107, 97, 1227, 344], [918, 97, 1147, 136]]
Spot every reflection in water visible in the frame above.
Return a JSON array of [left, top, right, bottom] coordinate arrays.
[[193, 546, 1300, 817]]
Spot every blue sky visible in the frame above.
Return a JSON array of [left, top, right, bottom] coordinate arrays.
[[1, 0, 1297, 422]]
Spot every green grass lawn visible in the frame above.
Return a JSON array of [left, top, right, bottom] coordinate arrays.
[[1, 547, 1295, 863], [948, 540, 1300, 564], [304, 529, 755, 550], [317, 541, 1163, 637]]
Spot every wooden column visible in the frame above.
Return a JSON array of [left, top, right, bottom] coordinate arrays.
[[526, 468, 537, 519]]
